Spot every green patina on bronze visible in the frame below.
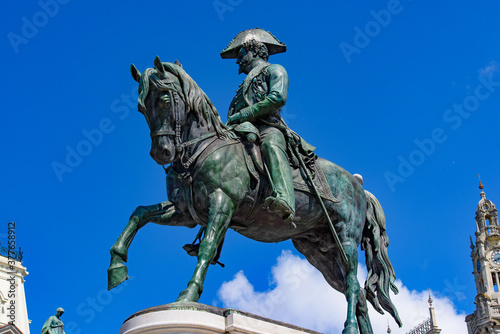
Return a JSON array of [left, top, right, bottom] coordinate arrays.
[[41, 307, 65, 334], [108, 29, 401, 334]]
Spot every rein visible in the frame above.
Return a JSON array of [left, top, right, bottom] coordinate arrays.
[[149, 90, 218, 171], [150, 130, 217, 150]]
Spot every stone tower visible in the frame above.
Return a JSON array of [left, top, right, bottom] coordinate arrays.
[[466, 180, 500, 334]]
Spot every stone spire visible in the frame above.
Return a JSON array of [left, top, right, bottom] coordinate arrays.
[[475, 176, 499, 231], [428, 291, 442, 334]]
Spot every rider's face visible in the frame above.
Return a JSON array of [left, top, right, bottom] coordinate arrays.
[[236, 47, 253, 75]]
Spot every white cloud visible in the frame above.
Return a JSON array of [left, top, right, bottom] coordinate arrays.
[[216, 250, 468, 334]]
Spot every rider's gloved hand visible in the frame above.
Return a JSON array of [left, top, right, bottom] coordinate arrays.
[[226, 107, 254, 125], [226, 112, 242, 125]]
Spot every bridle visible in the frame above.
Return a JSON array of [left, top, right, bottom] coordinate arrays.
[[149, 90, 216, 170], [150, 90, 183, 149]]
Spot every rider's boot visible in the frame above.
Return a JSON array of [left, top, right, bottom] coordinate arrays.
[[262, 142, 295, 223]]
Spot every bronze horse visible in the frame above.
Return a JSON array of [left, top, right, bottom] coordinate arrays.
[[108, 57, 402, 334]]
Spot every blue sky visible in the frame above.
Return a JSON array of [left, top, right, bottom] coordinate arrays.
[[2, 0, 500, 333]]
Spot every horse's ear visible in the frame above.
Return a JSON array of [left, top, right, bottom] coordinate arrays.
[[130, 64, 141, 82], [154, 55, 166, 78]]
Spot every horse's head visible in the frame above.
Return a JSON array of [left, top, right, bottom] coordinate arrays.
[[131, 56, 188, 165], [131, 56, 226, 166]]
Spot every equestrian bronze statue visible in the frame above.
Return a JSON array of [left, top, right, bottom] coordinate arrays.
[[108, 29, 401, 334]]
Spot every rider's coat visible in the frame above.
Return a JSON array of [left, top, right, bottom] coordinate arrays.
[[228, 62, 288, 126]]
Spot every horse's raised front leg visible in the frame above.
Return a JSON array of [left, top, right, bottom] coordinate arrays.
[[108, 201, 182, 290], [176, 189, 234, 302]]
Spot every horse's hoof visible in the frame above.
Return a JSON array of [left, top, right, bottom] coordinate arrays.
[[175, 287, 200, 302], [107, 263, 129, 290]]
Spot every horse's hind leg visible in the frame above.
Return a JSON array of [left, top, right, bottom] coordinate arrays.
[[292, 234, 368, 334], [342, 239, 373, 334], [343, 242, 364, 334], [108, 201, 182, 290], [176, 189, 234, 302], [356, 288, 373, 334]]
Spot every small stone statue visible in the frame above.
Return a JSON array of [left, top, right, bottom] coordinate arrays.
[[41, 307, 65, 334]]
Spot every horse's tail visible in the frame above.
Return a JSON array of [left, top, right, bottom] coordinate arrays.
[[362, 190, 402, 327]]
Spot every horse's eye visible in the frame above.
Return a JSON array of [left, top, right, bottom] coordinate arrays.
[[159, 95, 170, 108]]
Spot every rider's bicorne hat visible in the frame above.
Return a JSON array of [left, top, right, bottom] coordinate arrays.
[[220, 28, 287, 59]]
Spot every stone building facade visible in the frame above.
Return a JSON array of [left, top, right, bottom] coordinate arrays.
[[0, 244, 29, 334]]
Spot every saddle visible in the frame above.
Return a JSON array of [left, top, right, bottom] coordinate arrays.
[[233, 122, 265, 179], [232, 122, 337, 203]]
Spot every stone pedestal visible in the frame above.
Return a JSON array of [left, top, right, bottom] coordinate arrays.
[[120, 302, 322, 334]]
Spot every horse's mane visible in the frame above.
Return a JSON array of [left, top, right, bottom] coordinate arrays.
[[138, 62, 228, 137]]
